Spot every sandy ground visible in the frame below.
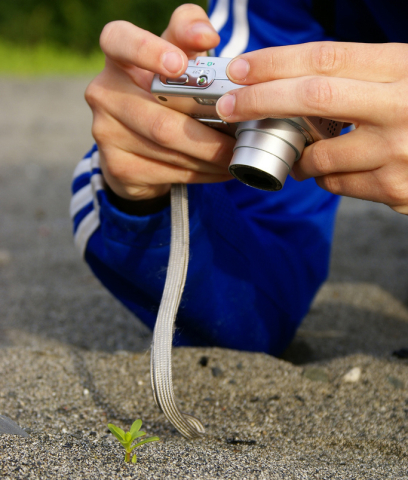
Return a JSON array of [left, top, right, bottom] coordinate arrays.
[[0, 77, 407, 479]]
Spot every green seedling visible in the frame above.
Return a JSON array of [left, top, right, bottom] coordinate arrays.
[[108, 419, 160, 464]]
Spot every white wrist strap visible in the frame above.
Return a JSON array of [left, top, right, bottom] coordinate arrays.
[[150, 183, 205, 439]]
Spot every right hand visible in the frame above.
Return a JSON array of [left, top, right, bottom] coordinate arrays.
[[85, 4, 235, 205]]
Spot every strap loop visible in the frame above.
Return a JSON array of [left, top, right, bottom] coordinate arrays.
[[150, 184, 205, 439]]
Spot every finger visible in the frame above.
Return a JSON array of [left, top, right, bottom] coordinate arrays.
[[100, 56, 155, 93], [93, 110, 230, 175], [162, 4, 220, 58], [87, 66, 236, 165], [291, 127, 388, 180], [216, 76, 393, 124], [99, 145, 232, 200], [99, 20, 188, 77], [226, 42, 408, 85], [101, 84, 236, 167], [314, 168, 408, 215]]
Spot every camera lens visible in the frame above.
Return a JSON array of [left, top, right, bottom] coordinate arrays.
[[197, 75, 208, 86], [229, 120, 307, 191], [229, 165, 282, 191]]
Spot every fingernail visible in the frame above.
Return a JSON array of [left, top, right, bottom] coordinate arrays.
[[162, 51, 184, 75], [190, 22, 217, 37], [216, 94, 236, 118], [227, 58, 250, 81]]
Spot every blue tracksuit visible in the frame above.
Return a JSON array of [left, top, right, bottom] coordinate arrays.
[[71, 0, 408, 356]]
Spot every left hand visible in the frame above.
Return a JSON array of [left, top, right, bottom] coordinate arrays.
[[216, 42, 408, 214]]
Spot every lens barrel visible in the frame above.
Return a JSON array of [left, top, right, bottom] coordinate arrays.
[[228, 119, 308, 191]]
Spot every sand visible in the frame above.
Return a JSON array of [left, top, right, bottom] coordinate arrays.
[[0, 77, 407, 479]]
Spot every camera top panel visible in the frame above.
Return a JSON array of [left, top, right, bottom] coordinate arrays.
[[189, 57, 231, 80], [157, 56, 232, 90]]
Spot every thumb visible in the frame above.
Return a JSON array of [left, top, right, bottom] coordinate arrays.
[[162, 4, 220, 59]]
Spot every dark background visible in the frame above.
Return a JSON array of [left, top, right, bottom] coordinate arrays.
[[0, 0, 206, 53]]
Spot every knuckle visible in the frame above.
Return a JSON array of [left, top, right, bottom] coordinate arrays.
[[103, 153, 128, 183], [84, 80, 103, 109], [301, 77, 336, 113], [391, 204, 408, 215], [319, 174, 342, 195], [310, 141, 333, 175], [180, 169, 195, 184], [171, 3, 206, 20], [122, 184, 141, 198], [250, 87, 262, 115], [91, 116, 110, 146], [392, 82, 408, 121], [310, 42, 345, 75], [243, 85, 266, 118], [388, 136, 408, 163], [180, 168, 202, 185], [265, 56, 277, 79], [150, 110, 178, 146], [213, 138, 234, 164], [99, 21, 121, 52], [381, 172, 408, 206]]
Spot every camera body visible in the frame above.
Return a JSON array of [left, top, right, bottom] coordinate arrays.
[[151, 56, 343, 191]]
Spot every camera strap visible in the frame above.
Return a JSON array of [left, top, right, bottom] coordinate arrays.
[[150, 183, 205, 439]]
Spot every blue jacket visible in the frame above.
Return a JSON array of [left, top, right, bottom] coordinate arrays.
[[71, 0, 407, 355]]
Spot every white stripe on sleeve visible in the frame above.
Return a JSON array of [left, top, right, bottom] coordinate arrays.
[[72, 157, 92, 180], [90, 173, 104, 215], [209, 0, 230, 32], [69, 173, 104, 220], [90, 150, 100, 170], [71, 150, 104, 256], [74, 209, 100, 258], [220, 0, 250, 58], [70, 184, 93, 219]]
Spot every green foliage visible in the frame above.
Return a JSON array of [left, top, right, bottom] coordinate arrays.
[[0, 0, 206, 54], [0, 40, 104, 75], [108, 419, 160, 464]]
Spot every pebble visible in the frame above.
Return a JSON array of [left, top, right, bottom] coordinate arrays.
[[198, 356, 209, 367], [342, 367, 362, 383], [211, 366, 223, 377], [392, 348, 408, 359], [0, 415, 29, 437], [303, 367, 329, 383], [387, 376, 403, 389]]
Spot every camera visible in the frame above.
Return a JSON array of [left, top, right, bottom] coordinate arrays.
[[151, 56, 343, 191]]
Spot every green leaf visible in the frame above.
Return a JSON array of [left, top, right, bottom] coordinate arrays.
[[130, 436, 160, 451], [129, 419, 142, 436], [132, 454, 137, 464], [125, 432, 132, 443], [130, 430, 146, 442], [108, 424, 126, 443]]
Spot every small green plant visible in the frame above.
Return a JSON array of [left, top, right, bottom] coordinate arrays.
[[108, 419, 160, 464]]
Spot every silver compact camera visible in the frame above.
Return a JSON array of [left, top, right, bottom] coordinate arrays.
[[151, 56, 343, 191]]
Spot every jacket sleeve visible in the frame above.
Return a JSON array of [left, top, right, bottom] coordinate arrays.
[[71, 145, 340, 356]]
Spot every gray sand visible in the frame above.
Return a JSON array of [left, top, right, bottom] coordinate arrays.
[[0, 77, 407, 479]]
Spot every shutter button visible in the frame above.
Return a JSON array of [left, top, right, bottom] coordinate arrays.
[[166, 75, 189, 85]]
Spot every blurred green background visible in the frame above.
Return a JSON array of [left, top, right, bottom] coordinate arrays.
[[0, 0, 206, 75]]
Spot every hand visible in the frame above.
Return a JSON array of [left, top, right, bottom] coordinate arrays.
[[85, 4, 234, 206], [216, 42, 408, 214]]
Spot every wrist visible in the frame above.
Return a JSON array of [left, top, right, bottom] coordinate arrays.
[[105, 184, 170, 216]]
